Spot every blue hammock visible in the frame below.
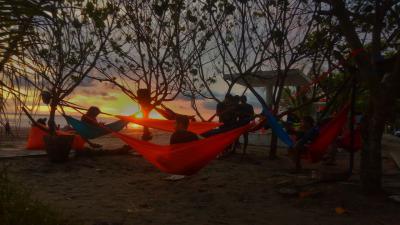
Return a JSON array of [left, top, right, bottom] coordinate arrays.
[[261, 108, 294, 147], [64, 115, 128, 140], [240, 77, 294, 147]]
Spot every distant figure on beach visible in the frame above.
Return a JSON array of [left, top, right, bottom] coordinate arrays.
[[81, 106, 101, 126], [4, 121, 12, 136], [170, 115, 199, 144], [237, 95, 254, 154], [37, 118, 47, 126]]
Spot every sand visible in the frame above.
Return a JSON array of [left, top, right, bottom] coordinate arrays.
[[1, 132, 400, 225]]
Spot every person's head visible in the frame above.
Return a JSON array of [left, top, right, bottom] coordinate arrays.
[[175, 115, 190, 131], [224, 94, 233, 103], [240, 95, 247, 104], [37, 118, 47, 125], [301, 116, 314, 130], [41, 91, 52, 104], [87, 106, 101, 118]]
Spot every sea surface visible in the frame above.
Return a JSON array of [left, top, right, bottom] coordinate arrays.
[[0, 113, 283, 157]]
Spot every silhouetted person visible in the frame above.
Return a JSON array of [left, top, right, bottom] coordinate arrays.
[[37, 118, 47, 126], [217, 94, 233, 125], [292, 116, 318, 170], [81, 106, 101, 125], [170, 115, 199, 144], [4, 122, 11, 136], [81, 106, 102, 148], [237, 95, 254, 154]]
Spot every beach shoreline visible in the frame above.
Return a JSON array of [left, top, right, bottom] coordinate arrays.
[[1, 135, 399, 225]]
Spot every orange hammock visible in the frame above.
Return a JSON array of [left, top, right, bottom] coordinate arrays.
[[26, 126, 86, 150], [307, 105, 350, 162], [116, 116, 222, 134], [112, 123, 253, 175]]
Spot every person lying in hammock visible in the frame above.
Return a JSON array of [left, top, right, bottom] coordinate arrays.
[[80, 106, 103, 148], [167, 115, 202, 180], [170, 115, 200, 144]]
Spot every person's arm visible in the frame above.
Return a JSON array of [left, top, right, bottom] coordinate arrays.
[[250, 106, 255, 117]]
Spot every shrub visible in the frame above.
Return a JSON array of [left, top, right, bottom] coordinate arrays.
[[0, 167, 68, 225]]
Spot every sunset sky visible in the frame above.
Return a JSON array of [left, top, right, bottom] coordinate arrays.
[[37, 77, 265, 121]]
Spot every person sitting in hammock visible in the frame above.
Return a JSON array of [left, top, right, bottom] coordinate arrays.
[[170, 115, 200, 144], [80, 106, 103, 148], [292, 116, 319, 170], [319, 116, 339, 165], [81, 106, 101, 125]]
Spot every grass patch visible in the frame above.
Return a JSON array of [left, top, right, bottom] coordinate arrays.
[[0, 166, 68, 225]]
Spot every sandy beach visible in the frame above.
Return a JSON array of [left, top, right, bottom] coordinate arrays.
[[1, 128, 400, 225]]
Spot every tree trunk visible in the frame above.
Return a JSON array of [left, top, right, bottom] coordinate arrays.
[[48, 103, 57, 135], [141, 107, 152, 140], [360, 71, 398, 193], [269, 133, 278, 160], [360, 127, 382, 193], [360, 101, 385, 193]]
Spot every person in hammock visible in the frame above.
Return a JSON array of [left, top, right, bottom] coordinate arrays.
[[81, 106, 101, 125], [80, 106, 103, 148], [291, 116, 319, 170], [170, 115, 200, 144], [320, 116, 339, 165]]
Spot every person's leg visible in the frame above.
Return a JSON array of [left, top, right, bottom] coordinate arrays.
[[87, 140, 102, 148], [242, 132, 249, 155], [294, 146, 303, 171]]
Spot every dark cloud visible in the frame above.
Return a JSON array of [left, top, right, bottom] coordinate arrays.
[[202, 100, 217, 110], [174, 94, 189, 101], [78, 89, 112, 98], [80, 77, 98, 87]]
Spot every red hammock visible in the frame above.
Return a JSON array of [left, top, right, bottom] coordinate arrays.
[[26, 126, 86, 150], [307, 105, 350, 163], [112, 123, 253, 175], [116, 116, 222, 134], [339, 125, 362, 152]]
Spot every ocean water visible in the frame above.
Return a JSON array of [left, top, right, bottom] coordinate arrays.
[[3, 114, 118, 129], [0, 113, 284, 154]]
